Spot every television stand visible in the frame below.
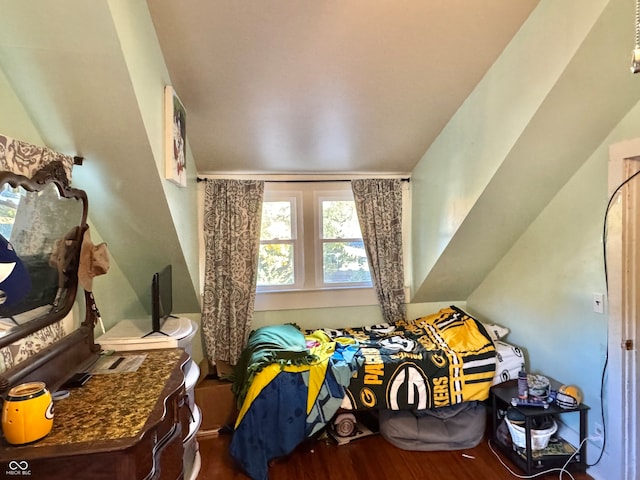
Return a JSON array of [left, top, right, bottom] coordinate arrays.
[[96, 316, 196, 352]]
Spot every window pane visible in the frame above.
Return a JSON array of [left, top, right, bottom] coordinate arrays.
[[323, 241, 371, 284], [261, 201, 292, 240], [257, 244, 294, 286], [322, 200, 361, 239], [0, 186, 18, 239]]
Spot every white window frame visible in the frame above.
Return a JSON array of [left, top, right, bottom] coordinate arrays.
[[255, 181, 377, 310], [257, 190, 304, 291], [314, 190, 372, 289], [198, 176, 411, 312]]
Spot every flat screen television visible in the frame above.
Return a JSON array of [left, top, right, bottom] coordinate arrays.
[[144, 264, 173, 337]]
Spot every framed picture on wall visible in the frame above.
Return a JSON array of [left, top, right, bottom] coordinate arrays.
[[164, 85, 187, 187]]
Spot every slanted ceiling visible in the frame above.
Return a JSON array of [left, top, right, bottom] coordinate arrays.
[[411, 0, 640, 302], [0, 0, 201, 314], [0, 1, 638, 308]]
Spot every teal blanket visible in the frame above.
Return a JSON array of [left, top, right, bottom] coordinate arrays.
[[231, 324, 317, 408]]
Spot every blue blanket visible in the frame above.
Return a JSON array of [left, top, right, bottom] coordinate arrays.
[[231, 324, 317, 409], [230, 340, 359, 480]]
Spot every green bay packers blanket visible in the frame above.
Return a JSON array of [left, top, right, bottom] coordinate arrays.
[[229, 307, 495, 480], [336, 306, 496, 410]]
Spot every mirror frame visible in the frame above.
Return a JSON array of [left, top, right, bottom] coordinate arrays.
[[0, 161, 98, 393], [0, 161, 87, 348]]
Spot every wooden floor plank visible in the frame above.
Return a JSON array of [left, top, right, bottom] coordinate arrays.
[[196, 430, 596, 480]]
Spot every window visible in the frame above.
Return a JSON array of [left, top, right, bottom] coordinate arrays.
[[0, 185, 20, 240], [256, 182, 376, 310], [317, 194, 371, 286], [198, 177, 410, 312], [257, 193, 302, 290]]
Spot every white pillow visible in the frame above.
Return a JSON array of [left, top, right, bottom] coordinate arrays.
[[481, 322, 510, 341]]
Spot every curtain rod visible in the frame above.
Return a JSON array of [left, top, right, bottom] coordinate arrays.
[[197, 176, 410, 183]]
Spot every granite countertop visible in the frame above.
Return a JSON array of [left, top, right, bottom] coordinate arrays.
[[4, 349, 185, 450]]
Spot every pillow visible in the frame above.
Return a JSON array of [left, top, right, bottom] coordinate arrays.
[[480, 322, 510, 341], [379, 402, 487, 451]]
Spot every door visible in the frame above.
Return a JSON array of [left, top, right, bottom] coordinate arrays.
[[606, 138, 640, 480]]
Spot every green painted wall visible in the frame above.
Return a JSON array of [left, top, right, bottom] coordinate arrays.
[[0, 62, 146, 333], [83, 222, 148, 333], [410, 0, 608, 301], [108, 0, 201, 300], [0, 68, 44, 145], [467, 97, 640, 474]]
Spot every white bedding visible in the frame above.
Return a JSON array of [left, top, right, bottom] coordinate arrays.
[[492, 340, 525, 385]]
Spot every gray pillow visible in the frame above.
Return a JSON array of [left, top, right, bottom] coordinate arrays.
[[379, 401, 486, 451]]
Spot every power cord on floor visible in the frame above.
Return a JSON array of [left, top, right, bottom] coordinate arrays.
[[488, 436, 590, 480]]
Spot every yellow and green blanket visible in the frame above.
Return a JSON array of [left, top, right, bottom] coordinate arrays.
[[340, 306, 496, 410], [229, 307, 496, 480], [230, 324, 359, 480]]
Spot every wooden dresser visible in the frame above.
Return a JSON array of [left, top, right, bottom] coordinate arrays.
[[0, 349, 191, 480]]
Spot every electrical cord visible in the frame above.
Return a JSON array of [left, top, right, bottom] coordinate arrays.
[[487, 166, 640, 475], [587, 167, 640, 467], [488, 436, 591, 480], [491, 168, 640, 475], [602, 167, 640, 291], [485, 169, 640, 477], [585, 348, 607, 468], [487, 157, 640, 477]]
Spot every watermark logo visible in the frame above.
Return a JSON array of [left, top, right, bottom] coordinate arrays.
[[6, 460, 31, 476]]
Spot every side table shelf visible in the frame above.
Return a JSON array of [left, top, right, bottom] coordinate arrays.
[[490, 379, 589, 475]]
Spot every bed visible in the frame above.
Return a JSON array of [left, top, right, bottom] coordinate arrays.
[[229, 306, 522, 480]]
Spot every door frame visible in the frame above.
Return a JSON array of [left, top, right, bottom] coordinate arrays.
[[606, 138, 640, 480]]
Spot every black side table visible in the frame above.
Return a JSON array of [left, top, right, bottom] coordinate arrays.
[[490, 378, 589, 474]]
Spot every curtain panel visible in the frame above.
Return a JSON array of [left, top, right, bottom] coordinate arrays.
[[351, 178, 406, 323], [202, 179, 264, 366]]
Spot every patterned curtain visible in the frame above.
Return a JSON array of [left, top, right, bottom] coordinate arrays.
[[202, 179, 264, 366], [351, 179, 406, 323]]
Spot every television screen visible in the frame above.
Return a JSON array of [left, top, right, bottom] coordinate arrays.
[[149, 265, 172, 335]]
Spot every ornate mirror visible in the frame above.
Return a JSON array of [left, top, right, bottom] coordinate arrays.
[[0, 162, 97, 392]]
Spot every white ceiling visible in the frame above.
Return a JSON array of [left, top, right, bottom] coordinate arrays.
[[147, 0, 539, 175]]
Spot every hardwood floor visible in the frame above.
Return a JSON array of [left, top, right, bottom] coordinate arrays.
[[196, 430, 595, 480]]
